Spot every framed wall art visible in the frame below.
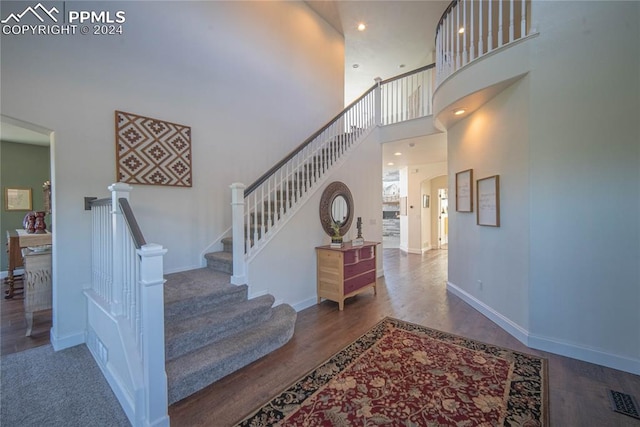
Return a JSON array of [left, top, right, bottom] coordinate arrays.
[[477, 175, 500, 227], [455, 169, 473, 212], [115, 111, 192, 187], [4, 187, 32, 211]]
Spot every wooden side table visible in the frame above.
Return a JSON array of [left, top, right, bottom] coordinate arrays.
[[5, 229, 52, 298], [316, 241, 379, 310], [22, 247, 53, 336]]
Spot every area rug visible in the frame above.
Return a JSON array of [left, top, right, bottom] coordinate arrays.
[[237, 317, 547, 426]]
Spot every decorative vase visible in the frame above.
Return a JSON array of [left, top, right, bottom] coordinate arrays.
[[34, 211, 47, 234], [23, 212, 36, 234]]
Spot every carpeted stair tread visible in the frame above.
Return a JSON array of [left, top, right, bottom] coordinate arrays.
[[167, 304, 297, 404], [205, 251, 233, 274], [165, 294, 276, 361], [164, 268, 247, 319]]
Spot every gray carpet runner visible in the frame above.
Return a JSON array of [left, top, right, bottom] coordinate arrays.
[[165, 245, 296, 404]]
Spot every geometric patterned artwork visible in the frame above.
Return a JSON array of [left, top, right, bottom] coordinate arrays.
[[115, 111, 192, 187]]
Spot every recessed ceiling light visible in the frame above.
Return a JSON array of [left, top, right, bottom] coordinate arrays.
[[357, 23, 366, 31], [394, 152, 402, 156], [409, 142, 415, 147], [387, 162, 394, 166], [352, 64, 359, 69], [399, 64, 406, 68], [458, 27, 465, 34], [453, 108, 466, 116]]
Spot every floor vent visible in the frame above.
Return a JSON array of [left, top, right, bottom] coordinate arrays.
[[609, 390, 640, 419]]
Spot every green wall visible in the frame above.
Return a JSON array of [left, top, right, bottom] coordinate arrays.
[[1, 141, 51, 271]]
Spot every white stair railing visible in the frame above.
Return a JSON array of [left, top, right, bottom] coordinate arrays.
[[435, 0, 532, 87], [87, 183, 169, 427], [230, 65, 438, 284]]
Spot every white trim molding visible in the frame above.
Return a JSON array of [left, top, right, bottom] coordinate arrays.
[[447, 281, 640, 375]]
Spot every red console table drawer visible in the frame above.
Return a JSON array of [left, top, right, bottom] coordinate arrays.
[[344, 270, 376, 295], [344, 258, 375, 279]]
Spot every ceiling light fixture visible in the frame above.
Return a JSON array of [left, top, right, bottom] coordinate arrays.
[[399, 64, 406, 69], [453, 108, 466, 116], [394, 152, 402, 156], [387, 162, 394, 166], [352, 64, 360, 69], [458, 27, 465, 34], [357, 23, 366, 31]]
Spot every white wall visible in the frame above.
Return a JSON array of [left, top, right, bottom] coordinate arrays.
[[0, 1, 344, 349], [448, 78, 531, 332], [527, 1, 639, 370], [248, 129, 383, 311], [446, 1, 639, 373]]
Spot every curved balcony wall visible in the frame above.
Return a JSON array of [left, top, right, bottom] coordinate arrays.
[[433, 0, 536, 129]]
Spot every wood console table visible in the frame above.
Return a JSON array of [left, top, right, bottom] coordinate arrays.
[[5, 229, 52, 298], [316, 241, 379, 310]]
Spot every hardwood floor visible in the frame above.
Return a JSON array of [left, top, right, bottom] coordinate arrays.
[[169, 248, 640, 426], [2, 250, 638, 426], [1, 277, 52, 356]]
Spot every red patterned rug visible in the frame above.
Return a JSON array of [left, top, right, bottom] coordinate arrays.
[[237, 317, 547, 426]]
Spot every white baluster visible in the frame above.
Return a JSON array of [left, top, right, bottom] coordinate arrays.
[[488, 0, 493, 52], [470, 0, 475, 61], [456, 3, 460, 69], [521, 0, 527, 37], [462, 0, 467, 65], [108, 182, 132, 316], [479, 0, 484, 55], [498, 0, 503, 47], [509, 0, 514, 42]]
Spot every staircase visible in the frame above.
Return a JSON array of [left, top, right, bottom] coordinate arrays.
[[164, 242, 296, 404]]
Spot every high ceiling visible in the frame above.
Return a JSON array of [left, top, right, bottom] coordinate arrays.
[[306, 0, 450, 174]]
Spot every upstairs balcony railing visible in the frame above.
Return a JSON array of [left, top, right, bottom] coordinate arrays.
[[380, 64, 434, 125], [435, 0, 532, 87]]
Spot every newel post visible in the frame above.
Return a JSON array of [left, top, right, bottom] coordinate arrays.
[[108, 182, 132, 316], [230, 183, 247, 285], [139, 243, 169, 427], [374, 77, 383, 126]]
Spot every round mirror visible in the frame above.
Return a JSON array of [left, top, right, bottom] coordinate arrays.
[[319, 181, 354, 237], [331, 195, 348, 226]]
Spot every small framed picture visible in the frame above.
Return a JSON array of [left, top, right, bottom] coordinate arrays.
[[4, 187, 32, 211], [455, 169, 473, 212], [477, 175, 500, 227]]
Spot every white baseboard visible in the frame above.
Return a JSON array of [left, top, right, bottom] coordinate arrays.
[[528, 332, 640, 375], [446, 281, 529, 344], [50, 328, 85, 351], [446, 281, 640, 375], [292, 296, 317, 312]]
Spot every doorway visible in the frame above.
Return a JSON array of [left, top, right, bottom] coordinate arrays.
[[438, 188, 448, 249]]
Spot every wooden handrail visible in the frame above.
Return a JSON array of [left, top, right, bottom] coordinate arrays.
[[118, 197, 147, 249], [380, 63, 435, 85], [244, 84, 377, 196], [244, 64, 435, 197], [435, 0, 458, 40]]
